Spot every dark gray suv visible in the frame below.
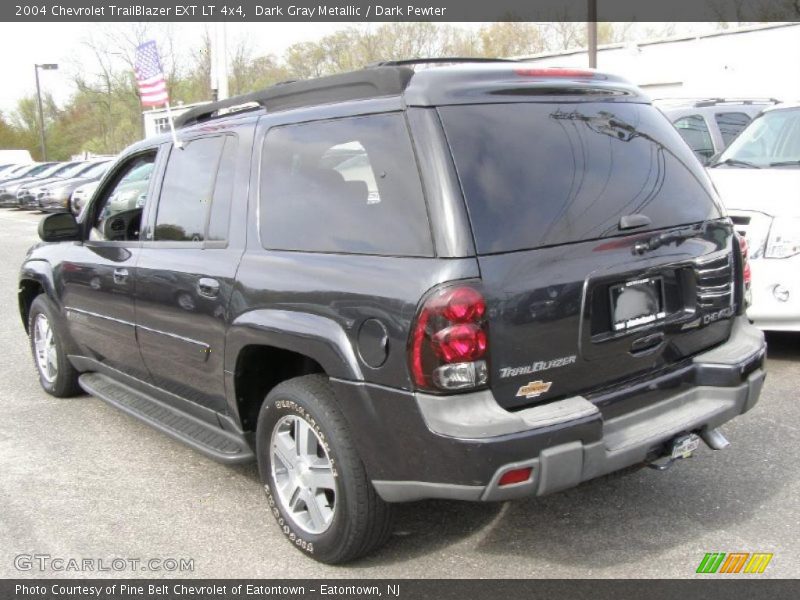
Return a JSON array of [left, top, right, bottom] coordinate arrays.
[[20, 61, 766, 563]]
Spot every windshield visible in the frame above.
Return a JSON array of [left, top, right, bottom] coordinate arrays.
[[17, 163, 53, 178], [440, 102, 722, 254], [38, 163, 75, 178], [81, 161, 111, 179], [2, 165, 31, 177], [57, 162, 92, 178], [716, 108, 800, 168]]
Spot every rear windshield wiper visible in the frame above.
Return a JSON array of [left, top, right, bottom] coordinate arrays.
[[768, 160, 800, 167], [633, 225, 703, 255], [709, 158, 760, 168]]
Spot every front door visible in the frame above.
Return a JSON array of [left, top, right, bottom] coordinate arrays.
[[134, 134, 242, 413], [59, 150, 160, 380]]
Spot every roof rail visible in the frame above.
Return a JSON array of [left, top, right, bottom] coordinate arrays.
[[367, 57, 519, 68], [175, 67, 414, 129], [693, 97, 780, 107], [654, 97, 780, 107]]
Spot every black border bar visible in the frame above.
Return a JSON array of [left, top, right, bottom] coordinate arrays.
[[3, 0, 800, 22], [3, 579, 800, 600]]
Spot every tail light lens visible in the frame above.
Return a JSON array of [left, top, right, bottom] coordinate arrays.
[[410, 283, 489, 392], [735, 233, 752, 307]]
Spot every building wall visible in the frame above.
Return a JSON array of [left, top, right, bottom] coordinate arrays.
[[523, 24, 800, 102], [142, 102, 209, 138]]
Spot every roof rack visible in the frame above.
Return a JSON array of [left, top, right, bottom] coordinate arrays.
[[367, 57, 519, 68], [654, 97, 780, 107], [175, 67, 414, 129], [693, 97, 780, 107]]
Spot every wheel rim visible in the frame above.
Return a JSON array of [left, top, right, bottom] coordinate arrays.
[[270, 414, 337, 535], [33, 314, 58, 383]]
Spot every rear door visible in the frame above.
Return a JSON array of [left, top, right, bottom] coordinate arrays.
[[134, 132, 246, 413], [439, 101, 736, 410]]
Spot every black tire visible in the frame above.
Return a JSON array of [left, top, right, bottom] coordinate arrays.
[[27, 295, 82, 398], [256, 374, 394, 564]]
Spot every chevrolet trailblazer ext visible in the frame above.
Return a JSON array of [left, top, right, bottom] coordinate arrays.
[[20, 61, 766, 563]]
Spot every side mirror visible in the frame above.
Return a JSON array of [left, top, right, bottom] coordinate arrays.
[[38, 212, 81, 242]]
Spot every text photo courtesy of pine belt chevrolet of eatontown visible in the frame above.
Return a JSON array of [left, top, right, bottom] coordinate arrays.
[[1, 5, 799, 591]]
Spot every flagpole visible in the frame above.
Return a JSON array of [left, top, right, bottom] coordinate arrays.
[[164, 101, 182, 149]]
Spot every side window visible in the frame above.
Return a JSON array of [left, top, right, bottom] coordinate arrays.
[[90, 154, 156, 242], [715, 112, 751, 147], [327, 143, 381, 205], [673, 115, 715, 162], [259, 113, 433, 256], [207, 136, 238, 242], [154, 136, 225, 242]]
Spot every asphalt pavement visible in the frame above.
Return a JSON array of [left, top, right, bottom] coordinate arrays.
[[0, 209, 798, 578]]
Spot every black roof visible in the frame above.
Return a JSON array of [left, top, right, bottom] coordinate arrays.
[[175, 60, 644, 129]]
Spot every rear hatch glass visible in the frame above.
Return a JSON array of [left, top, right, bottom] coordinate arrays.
[[438, 102, 734, 410], [439, 102, 722, 254]]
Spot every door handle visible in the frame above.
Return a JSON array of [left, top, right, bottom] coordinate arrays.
[[197, 277, 220, 299], [113, 268, 129, 285]]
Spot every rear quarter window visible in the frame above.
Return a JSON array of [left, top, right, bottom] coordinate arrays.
[[673, 114, 715, 161], [439, 102, 722, 254], [259, 113, 433, 256]]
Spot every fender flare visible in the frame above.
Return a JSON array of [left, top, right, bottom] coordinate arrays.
[[18, 259, 59, 327], [225, 309, 364, 381]]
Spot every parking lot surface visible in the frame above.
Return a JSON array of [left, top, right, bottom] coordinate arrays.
[[0, 209, 798, 578]]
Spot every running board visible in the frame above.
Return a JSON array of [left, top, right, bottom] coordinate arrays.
[[79, 373, 254, 464]]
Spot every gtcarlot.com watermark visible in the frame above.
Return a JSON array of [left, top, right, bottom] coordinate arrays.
[[14, 553, 194, 573]]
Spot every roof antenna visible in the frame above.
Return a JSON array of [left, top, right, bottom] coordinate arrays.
[[164, 101, 183, 150]]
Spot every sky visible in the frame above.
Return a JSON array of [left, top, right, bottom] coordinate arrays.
[[0, 22, 719, 116], [0, 22, 346, 114]]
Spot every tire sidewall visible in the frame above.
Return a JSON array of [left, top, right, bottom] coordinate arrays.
[[256, 385, 352, 562], [28, 295, 72, 396]]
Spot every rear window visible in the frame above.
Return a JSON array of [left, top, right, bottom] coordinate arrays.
[[439, 102, 722, 254], [260, 113, 433, 256]]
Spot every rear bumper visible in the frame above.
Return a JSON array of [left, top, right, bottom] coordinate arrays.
[[335, 316, 766, 503]]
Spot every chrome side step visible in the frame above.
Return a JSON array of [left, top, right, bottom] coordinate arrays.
[[79, 372, 254, 464]]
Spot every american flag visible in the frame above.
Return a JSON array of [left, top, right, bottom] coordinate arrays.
[[134, 40, 169, 107]]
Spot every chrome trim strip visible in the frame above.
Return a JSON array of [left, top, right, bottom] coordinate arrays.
[[696, 265, 731, 277], [66, 307, 209, 349], [65, 307, 134, 327], [136, 323, 209, 349]]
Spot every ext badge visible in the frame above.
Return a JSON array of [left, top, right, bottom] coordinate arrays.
[[516, 380, 552, 399]]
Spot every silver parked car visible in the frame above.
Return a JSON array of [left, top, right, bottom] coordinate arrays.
[[656, 98, 778, 164]]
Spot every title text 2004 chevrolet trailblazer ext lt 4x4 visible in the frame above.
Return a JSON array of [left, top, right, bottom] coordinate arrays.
[[20, 61, 766, 563]]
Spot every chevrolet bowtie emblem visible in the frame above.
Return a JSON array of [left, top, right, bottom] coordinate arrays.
[[516, 380, 552, 399]]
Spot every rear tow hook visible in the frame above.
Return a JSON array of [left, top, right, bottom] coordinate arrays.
[[646, 430, 729, 471], [646, 433, 698, 470]]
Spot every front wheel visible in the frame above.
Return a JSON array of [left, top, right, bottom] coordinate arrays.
[[28, 295, 82, 398], [256, 375, 394, 564]]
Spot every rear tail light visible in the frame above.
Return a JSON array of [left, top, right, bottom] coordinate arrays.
[[409, 283, 489, 392], [735, 233, 752, 307]]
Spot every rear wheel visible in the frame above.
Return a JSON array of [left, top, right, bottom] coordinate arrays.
[[256, 375, 394, 564], [28, 295, 82, 398]]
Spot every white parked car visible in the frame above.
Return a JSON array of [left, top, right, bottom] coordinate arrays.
[[707, 103, 800, 331]]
